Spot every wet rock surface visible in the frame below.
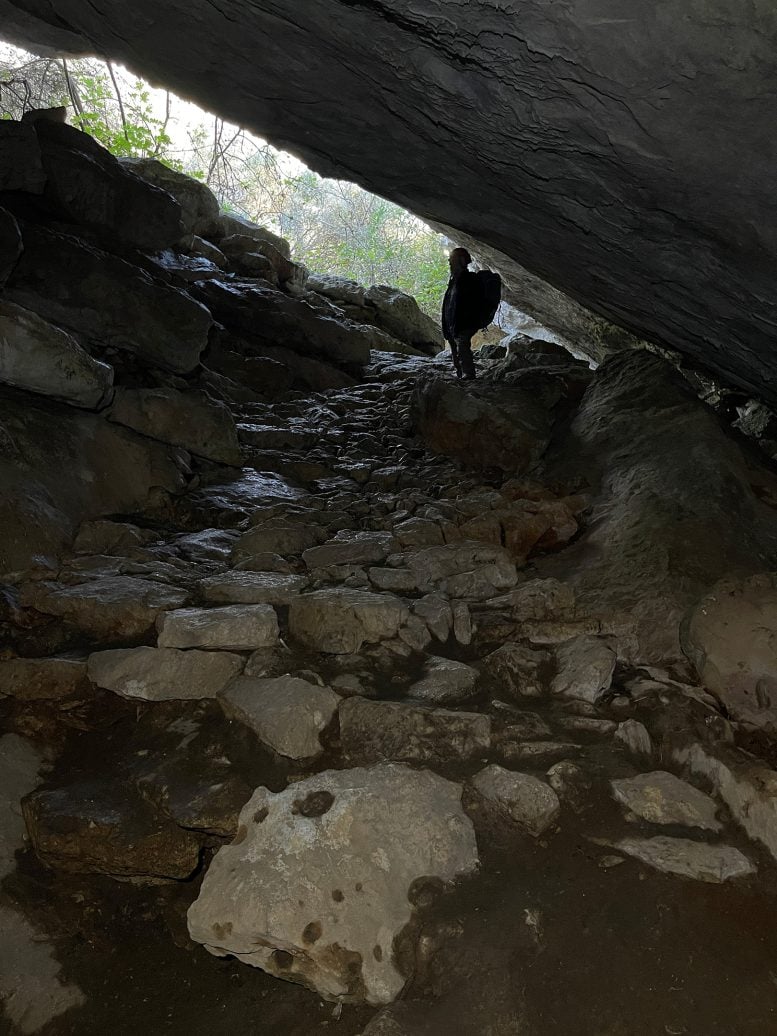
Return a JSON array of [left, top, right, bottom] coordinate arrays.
[[3, 125, 777, 1034]]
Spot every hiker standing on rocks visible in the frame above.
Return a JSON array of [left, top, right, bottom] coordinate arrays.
[[441, 247, 502, 380]]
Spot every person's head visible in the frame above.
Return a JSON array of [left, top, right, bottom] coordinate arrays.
[[449, 247, 472, 274]]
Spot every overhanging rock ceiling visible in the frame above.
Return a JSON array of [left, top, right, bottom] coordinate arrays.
[[2, 1, 777, 398]]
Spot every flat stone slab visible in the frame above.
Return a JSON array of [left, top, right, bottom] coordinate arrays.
[[471, 764, 560, 836], [87, 646, 244, 701], [613, 836, 755, 883], [289, 589, 409, 654], [157, 604, 279, 650], [611, 771, 721, 831], [187, 763, 478, 1005], [20, 576, 189, 642], [340, 697, 490, 766], [199, 572, 308, 605], [219, 675, 339, 759]]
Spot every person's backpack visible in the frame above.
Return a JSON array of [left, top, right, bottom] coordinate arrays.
[[474, 270, 502, 330]]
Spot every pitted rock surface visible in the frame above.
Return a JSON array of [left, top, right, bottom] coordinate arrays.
[[187, 763, 478, 1005]]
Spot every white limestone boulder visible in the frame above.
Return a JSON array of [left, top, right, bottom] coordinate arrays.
[[187, 763, 478, 1004]]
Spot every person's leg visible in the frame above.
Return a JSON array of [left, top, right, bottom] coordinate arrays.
[[456, 334, 476, 379], [448, 338, 462, 378]]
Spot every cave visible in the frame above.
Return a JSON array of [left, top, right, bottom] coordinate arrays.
[[2, 4, 777, 1035]]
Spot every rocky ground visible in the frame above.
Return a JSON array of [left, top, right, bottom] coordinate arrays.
[[4, 117, 777, 1035]]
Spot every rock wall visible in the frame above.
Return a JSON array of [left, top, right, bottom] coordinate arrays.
[[0, 118, 434, 570], [2, 0, 777, 401]]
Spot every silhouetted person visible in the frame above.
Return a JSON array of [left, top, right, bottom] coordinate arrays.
[[441, 247, 501, 380]]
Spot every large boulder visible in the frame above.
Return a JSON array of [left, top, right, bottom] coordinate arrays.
[[681, 574, 777, 729], [541, 353, 777, 661], [0, 300, 114, 409], [32, 120, 183, 249], [0, 389, 185, 574], [5, 223, 212, 374], [120, 156, 220, 238], [187, 763, 478, 1004], [412, 377, 552, 472], [107, 387, 241, 465]]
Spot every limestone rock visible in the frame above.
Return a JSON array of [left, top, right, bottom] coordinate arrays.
[[0, 657, 88, 701], [309, 275, 443, 354], [408, 656, 479, 705], [681, 574, 777, 729], [108, 387, 241, 465], [289, 589, 409, 654], [72, 519, 155, 556], [479, 643, 549, 699], [87, 646, 244, 701], [551, 636, 616, 704], [121, 156, 220, 237], [233, 522, 326, 562], [0, 300, 113, 409], [195, 279, 373, 369], [5, 223, 211, 374], [613, 836, 754, 884], [677, 742, 777, 864], [340, 697, 490, 766], [157, 604, 279, 650], [471, 765, 560, 837], [20, 576, 189, 642], [548, 354, 777, 660], [413, 594, 452, 642], [198, 571, 308, 606], [303, 531, 395, 570], [213, 212, 291, 258], [187, 763, 478, 1004], [411, 378, 552, 473], [363, 284, 443, 354], [615, 719, 653, 760], [0, 207, 22, 288], [219, 675, 338, 759], [33, 119, 183, 249], [22, 780, 201, 879], [0, 389, 186, 574], [611, 771, 721, 831], [398, 542, 518, 599]]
